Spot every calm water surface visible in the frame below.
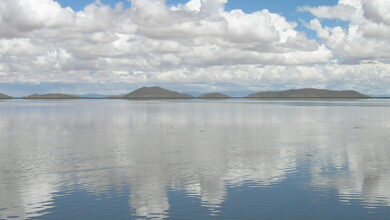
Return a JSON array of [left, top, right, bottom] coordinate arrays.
[[0, 99, 390, 219]]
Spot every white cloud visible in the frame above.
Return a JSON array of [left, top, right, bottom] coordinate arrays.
[[363, 0, 390, 25], [185, 0, 201, 11], [0, 0, 74, 37], [0, 1, 332, 83], [300, 4, 357, 21], [0, 0, 389, 95], [304, 0, 390, 63]]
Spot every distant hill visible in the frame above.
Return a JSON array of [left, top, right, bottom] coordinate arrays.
[[0, 93, 12, 99], [79, 94, 108, 98], [24, 93, 79, 99], [198, 93, 230, 99], [247, 88, 369, 98], [121, 87, 193, 99]]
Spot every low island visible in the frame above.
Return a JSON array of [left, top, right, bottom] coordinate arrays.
[[24, 93, 80, 99], [116, 87, 193, 99], [198, 93, 230, 99], [247, 88, 369, 98]]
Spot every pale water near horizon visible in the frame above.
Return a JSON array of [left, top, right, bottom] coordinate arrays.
[[0, 99, 390, 219]]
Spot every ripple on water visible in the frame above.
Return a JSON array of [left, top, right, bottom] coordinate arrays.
[[1, 99, 390, 219]]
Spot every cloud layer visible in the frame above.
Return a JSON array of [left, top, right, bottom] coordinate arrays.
[[0, 0, 389, 95]]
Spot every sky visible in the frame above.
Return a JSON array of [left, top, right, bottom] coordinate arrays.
[[0, 0, 390, 96]]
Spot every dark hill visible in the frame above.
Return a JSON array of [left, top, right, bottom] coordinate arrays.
[[122, 87, 192, 99], [0, 93, 12, 99], [198, 93, 230, 99], [24, 93, 79, 99], [247, 88, 369, 98]]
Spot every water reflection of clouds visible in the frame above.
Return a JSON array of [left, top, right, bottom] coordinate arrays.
[[0, 175, 58, 219], [308, 121, 390, 207], [0, 100, 390, 219]]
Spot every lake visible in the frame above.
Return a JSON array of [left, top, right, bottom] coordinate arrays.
[[1, 99, 390, 219]]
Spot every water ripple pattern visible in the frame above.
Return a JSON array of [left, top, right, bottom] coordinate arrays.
[[0, 99, 390, 219]]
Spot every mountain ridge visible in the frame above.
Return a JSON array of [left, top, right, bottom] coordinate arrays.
[[7, 88, 373, 99]]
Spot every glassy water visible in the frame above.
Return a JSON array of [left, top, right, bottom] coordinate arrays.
[[0, 99, 390, 219]]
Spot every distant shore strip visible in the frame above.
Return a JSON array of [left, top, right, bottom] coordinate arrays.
[[0, 87, 373, 99]]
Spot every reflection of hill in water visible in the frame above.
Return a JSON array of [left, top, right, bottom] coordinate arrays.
[[0, 100, 390, 219]]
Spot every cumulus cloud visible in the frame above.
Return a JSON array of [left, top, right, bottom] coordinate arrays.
[[363, 0, 390, 25], [0, 0, 388, 95], [0, 1, 331, 83], [303, 0, 390, 63]]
